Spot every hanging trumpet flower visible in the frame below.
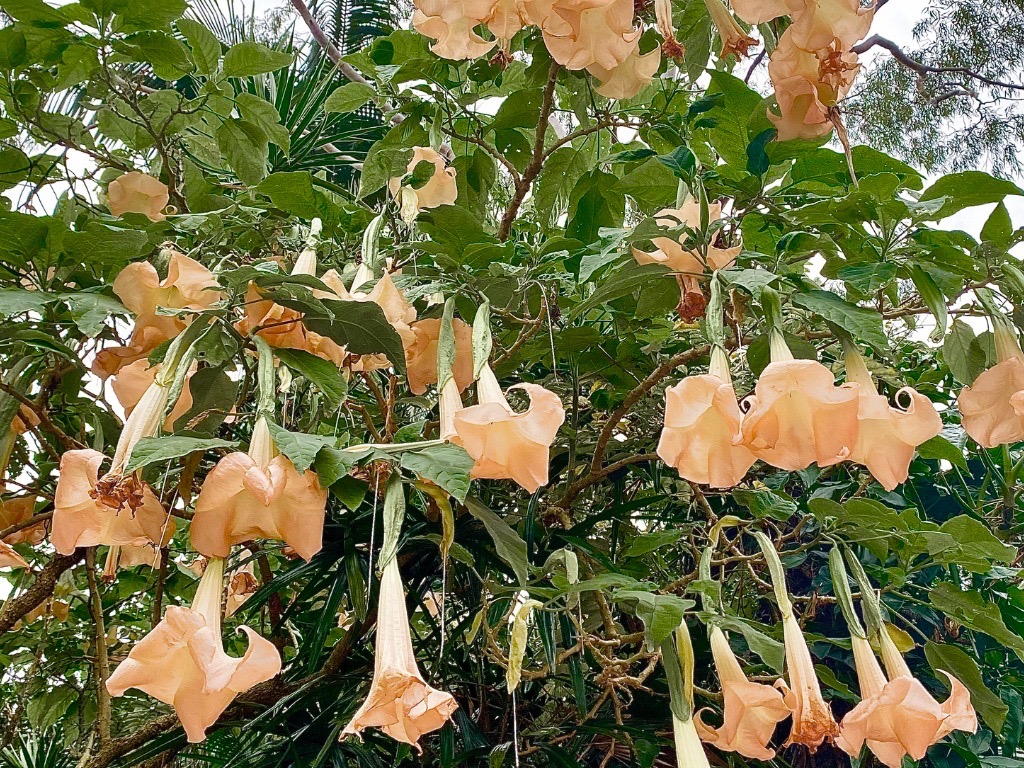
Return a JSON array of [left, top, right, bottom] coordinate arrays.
[[342, 477, 458, 749], [106, 556, 281, 742], [662, 618, 715, 768], [754, 532, 839, 750]]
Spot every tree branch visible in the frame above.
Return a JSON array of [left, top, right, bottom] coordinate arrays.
[[853, 35, 1024, 91], [0, 550, 85, 633], [85, 549, 112, 745]]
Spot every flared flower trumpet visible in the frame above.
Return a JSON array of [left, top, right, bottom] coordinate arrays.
[[342, 556, 458, 749], [0, 496, 45, 546], [587, 44, 661, 99], [695, 625, 791, 758], [388, 147, 458, 221], [740, 332, 860, 471], [632, 200, 740, 276], [191, 416, 328, 561], [452, 364, 565, 493], [957, 315, 1024, 447], [844, 347, 941, 491], [658, 346, 756, 488], [0, 540, 28, 569], [704, 0, 757, 58], [412, 0, 496, 60], [106, 556, 281, 742], [525, 0, 639, 70], [107, 171, 169, 221], [405, 316, 475, 395], [112, 359, 195, 431]]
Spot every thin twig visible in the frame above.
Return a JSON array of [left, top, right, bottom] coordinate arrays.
[[852, 35, 1024, 91]]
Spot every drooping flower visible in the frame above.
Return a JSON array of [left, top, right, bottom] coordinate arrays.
[[0, 496, 45, 546], [94, 251, 222, 378], [412, 0, 496, 60], [226, 553, 259, 618], [776, 610, 840, 750], [102, 520, 175, 581], [844, 348, 942, 491], [342, 556, 458, 749], [655, 0, 684, 58], [729, 0, 791, 25], [107, 171, 169, 221], [957, 318, 1024, 447], [405, 317, 475, 396], [740, 333, 860, 472], [786, 0, 874, 52], [587, 44, 661, 99], [452, 364, 565, 493], [387, 147, 458, 221], [106, 556, 281, 743], [704, 0, 757, 58], [191, 417, 328, 561], [0, 540, 28, 569], [632, 200, 740, 276], [658, 346, 756, 488], [487, 0, 531, 49], [837, 632, 977, 768], [525, 0, 639, 71], [112, 359, 195, 431], [674, 710, 714, 768], [694, 626, 792, 758], [52, 449, 169, 555]]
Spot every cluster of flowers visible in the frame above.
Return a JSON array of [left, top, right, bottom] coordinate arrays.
[[410, 0, 761, 100], [732, 0, 874, 140]]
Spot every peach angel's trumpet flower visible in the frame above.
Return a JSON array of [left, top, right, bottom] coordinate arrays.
[[388, 147, 458, 222], [0, 540, 29, 569], [755, 533, 839, 751], [452, 364, 566, 493], [957, 309, 1024, 448], [112, 358, 195, 431], [525, 0, 639, 71], [843, 346, 942, 491], [632, 199, 740, 276], [412, 0, 496, 60], [787, 0, 874, 53], [694, 625, 792, 758], [405, 317, 475, 396], [486, 0, 531, 51], [655, 0, 684, 59], [190, 416, 328, 562], [51, 372, 175, 554], [740, 327, 860, 472], [343, 555, 458, 749], [658, 345, 756, 488], [93, 251, 222, 378], [102, 520, 175, 582], [107, 171, 169, 221], [0, 496, 45, 546], [106, 556, 281, 743], [703, 0, 757, 59], [586, 43, 661, 100], [729, 0, 791, 25]]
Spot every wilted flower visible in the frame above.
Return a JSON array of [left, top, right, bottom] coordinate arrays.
[[587, 44, 661, 99], [388, 147, 458, 221], [844, 348, 941, 491], [704, 0, 757, 58], [226, 553, 260, 618], [525, 0, 639, 70], [107, 171, 169, 221], [658, 346, 756, 488], [695, 625, 791, 758], [342, 556, 458, 749], [404, 317, 474, 396], [412, 0, 496, 60], [958, 318, 1024, 448], [776, 611, 839, 749], [0, 496, 45, 546], [452, 364, 565, 493], [112, 359, 195, 431], [191, 417, 328, 561], [740, 334, 860, 471], [107, 556, 281, 743], [655, 0, 684, 58], [632, 200, 740, 276]]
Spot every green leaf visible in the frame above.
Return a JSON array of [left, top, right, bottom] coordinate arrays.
[[938, 516, 1015, 572], [732, 488, 797, 521], [303, 298, 407, 373], [925, 641, 1008, 732], [623, 530, 685, 558], [314, 446, 373, 488], [706, 615, 785, 673], [257, 171, 338, 226], [837, 262, 897, 294], [616, 157, 678, 212], [177, 18, 220, 75], [929, 583, 1024, 662], [124, 436, 237, 473], [222, 42, 293, 77], [465, 497, 529, 585], [792, 290, 887, 351], [401, 443, 474, 502], [536, 146, 593, 227], [566, 169, 625, 244], [324, 82, 376, 114], [916, 434, 967, 470], [943, 318, 986, 386], [216, 118, 268, 186], [982, 202, 1013, 247], [266, 422, 336, 473], [908, 265, 948, 342], [123, 31, 191, 80], [236, 92, 290, 153], [273, 347, 347, 410], [0, 289, 50, 315], [919, 171, 1024, 219], [614, 590, 694, 648]]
